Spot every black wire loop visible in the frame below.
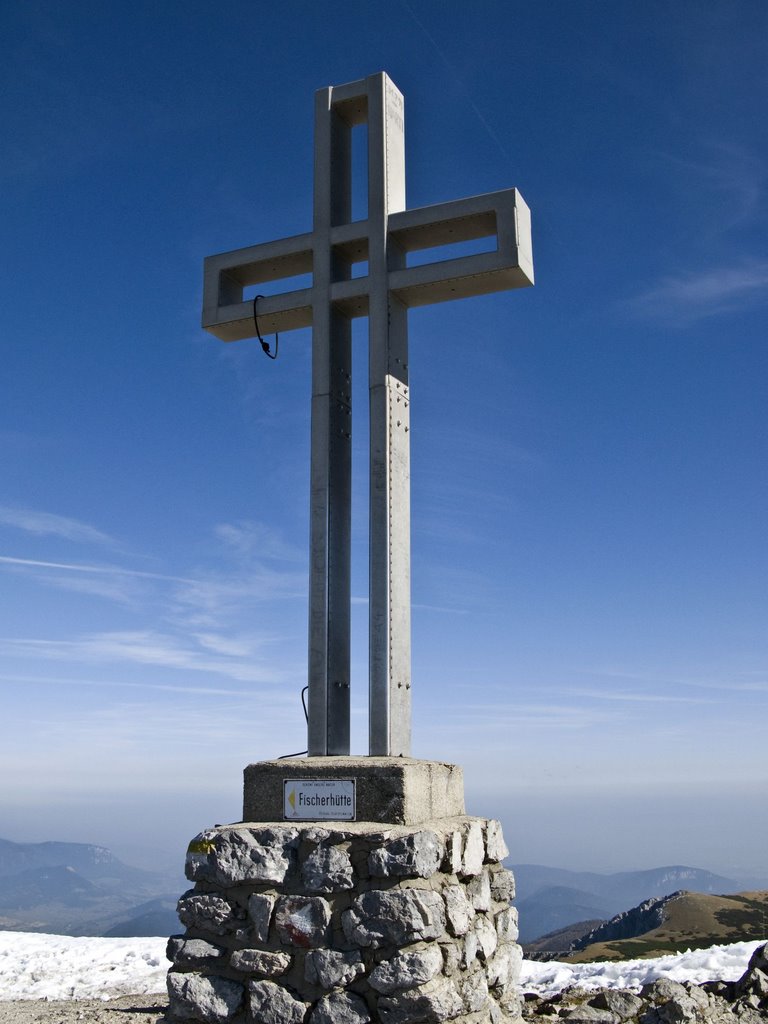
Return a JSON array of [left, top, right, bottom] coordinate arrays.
[[253, 295, 279, 359], [277, 686, 310, 759]]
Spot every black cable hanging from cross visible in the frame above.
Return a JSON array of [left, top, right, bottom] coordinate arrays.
[[253, 295, 278, 359]]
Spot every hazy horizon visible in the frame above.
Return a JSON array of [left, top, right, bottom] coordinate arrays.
[[3, 779, 767, 882]]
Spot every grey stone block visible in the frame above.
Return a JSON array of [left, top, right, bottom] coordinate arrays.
[[487, 943, 522, 992], [473, 917, 498, 961], [243, 758, 464, 825], [561, 1007, 620, 1024], [230, 948, 291, 976], [444, 830, 463, 875], [167, 937, 226, 968], [248, 893, 276, 942], [368, 947, 444, 994], [489, 866, 515, 903], [167, 971, 244, 1023], [464, 917, 498, 967], [466, 869, 491, 911], [302, 843, 354, 891], [343, 888, 446, 948], [461, 969, 489, 1013], [495, 906, 519, 943], [369, 830, 444, 879], [460, 821, 485, 876], [590, 990, 645, 1020], [275, 894, 331, 948], [377, 977, 464, 1024], [484, 820, 509, 862], [440, 941, 462, 977], [305, 949, 365, 989], [177, 893, 241, 936], [641, 979, 689, 1005], [309, 991, 371, 1024], [248, 979, 308, 1024], [443, 885, 475, 937], [187, 827, 298, 886]]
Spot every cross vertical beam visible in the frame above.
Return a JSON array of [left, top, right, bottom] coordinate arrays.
[[367, 75, 411, 756], [308, 88, 353, 755]]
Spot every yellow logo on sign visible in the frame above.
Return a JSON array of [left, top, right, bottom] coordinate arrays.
[[287, 787, 296, 811]]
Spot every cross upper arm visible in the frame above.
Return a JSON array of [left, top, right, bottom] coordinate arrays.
[[202, 231, 314, 342], [387, 188, 533, 307]]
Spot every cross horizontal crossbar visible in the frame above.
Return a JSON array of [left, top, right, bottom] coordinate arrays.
[[202, 188, 533, 342]]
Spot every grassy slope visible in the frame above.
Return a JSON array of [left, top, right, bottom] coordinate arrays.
[[567, 890, 768, 962]]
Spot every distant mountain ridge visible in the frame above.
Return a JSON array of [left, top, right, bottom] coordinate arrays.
[[569, 889, 768, 961], [0, 837, 183, 937], [573, 891, 686, 949], [512, 863, 751, 944], [0, 865, 100, 909], [0, 838, 152, 885]]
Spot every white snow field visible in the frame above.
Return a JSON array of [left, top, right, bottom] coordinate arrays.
[[0, 931, 763, 1002], [520, 939, 765, 997], [0, 932, 168, 1001]]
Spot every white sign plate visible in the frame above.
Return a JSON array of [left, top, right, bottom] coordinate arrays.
[[283, 778, 356, 821]]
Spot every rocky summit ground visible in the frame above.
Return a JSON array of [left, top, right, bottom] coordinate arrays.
[[0, 995, 167, 1024], [522, 942, 768, 1023]]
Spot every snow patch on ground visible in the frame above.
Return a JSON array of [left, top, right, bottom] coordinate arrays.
[[0, 933, 169, 1001], [0, 931, 763, 1002], [519, 940, 766, 997]]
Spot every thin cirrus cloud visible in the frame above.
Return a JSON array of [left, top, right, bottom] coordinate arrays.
[[566, 687, 720, 705], [0, 629, 288, 684], [422, 700, 619, 733], [214, 520, 304, 562], [0, 670, 269, 698], [631, 260, 768, 323], [662, 141, 766, 228], [0, 506, 117, 546], [0, 509, 308, 618], [0, 554, 199, 608], [0, 554, 194, 583]]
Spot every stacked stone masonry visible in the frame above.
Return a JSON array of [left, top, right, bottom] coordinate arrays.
[[166, 816, 521, 1024]]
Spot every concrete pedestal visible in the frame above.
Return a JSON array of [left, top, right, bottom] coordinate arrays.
[[167, 761, 522, 1024], [243, 758, 465, 825]]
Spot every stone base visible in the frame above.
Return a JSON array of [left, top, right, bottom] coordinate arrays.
[[243, 758, 466, 825], [166, 816, 522, 1024]]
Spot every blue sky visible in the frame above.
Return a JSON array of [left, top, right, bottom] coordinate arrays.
[[1, 1, 766, 878]]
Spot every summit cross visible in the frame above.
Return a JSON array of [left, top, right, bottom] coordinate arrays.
[[202, 72, 533, 759]]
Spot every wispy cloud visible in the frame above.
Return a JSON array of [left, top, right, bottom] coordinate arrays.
[[412, 602, 468, 614], [591, 666, 768, 696], [0, 536, 306, 618], [0, 629, 291, 684], [171, 567, 306, 628], [568, 687, 720, 705], [422, 699, 619, 733], [630, 259, 768, 323], [214, 520, 303, 562], [0, 554, 194, 583], [663, 141, 766, 230], [0, 670, 260, 698], [0, 506, 116, 546], [0, 554, 197, 607]]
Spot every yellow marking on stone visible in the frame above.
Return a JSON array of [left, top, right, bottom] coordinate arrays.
[[187, 839, 216, 856]]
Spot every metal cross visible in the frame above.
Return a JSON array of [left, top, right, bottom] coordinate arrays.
[[202, 72, 533, 758]]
